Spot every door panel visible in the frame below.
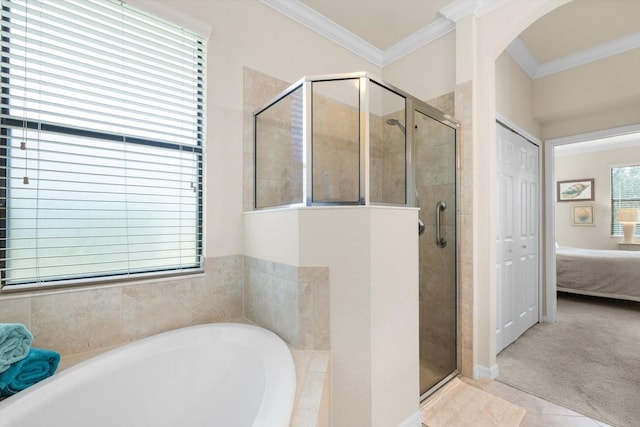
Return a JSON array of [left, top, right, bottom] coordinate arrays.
[[415, 108, 457, 397], [496, 123, 539, 353]]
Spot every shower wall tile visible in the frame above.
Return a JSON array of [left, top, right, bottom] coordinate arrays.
[[426, 92, 455, 117], [456, 80, 474, 378], [243, 67, 292, 211]]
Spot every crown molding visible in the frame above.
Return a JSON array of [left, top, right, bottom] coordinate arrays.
[[440, 0, 511, 22], [505, 37, 539, 79], [259, 0, 512, 68], [508, 32, 640, 80], [536, 32, 640, 78], [383, 17, 455, 66], [258, 0, 384, 67], [260, 0, 638, 77]]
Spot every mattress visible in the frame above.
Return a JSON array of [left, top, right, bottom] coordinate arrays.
[[556, 246, 640, 302]]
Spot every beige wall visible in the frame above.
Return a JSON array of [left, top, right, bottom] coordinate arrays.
[[382, 31, 457, 103], [555, 146, 640, 249], [163, 0, 382, 258], [534, 50, 640, 135], [542, 102, 640, 141], [460, 0, 572, 376], [244, 207, 419, 427], [495, 51, 541, 139]]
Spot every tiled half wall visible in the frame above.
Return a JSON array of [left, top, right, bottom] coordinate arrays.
[[0, 255, 329, 359], [244, 257, 330, 350]]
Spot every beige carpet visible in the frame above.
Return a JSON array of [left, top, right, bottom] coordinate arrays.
[[421, 378, 525, 427], [497, 293, 640, 427]]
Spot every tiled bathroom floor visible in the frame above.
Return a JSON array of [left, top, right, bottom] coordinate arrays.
[[465, 378, 612, 427]]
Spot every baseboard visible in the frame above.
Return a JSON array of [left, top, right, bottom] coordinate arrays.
[[398, 410, 422, 427], [473, 363, 499, 380]]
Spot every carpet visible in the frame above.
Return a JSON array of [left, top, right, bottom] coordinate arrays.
[[421, 378, 525, 427], [497, 293, 640, 427]]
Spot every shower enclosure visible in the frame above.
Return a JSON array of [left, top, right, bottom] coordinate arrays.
[[253, 72, 459, 400]]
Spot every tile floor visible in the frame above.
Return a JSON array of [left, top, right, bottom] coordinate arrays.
[[465, 378, 612, 427]]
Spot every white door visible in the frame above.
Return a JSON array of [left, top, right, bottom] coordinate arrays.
[[496, 122, 539, 353]]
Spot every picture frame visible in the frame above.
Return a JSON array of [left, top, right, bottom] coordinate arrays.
[[571, 204, 595, 226], [557, 178, 594, 202]]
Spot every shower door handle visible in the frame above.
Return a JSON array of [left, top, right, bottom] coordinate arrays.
[[436, 201, 447, 248]]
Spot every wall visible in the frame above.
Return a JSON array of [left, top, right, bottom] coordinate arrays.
[[0, 257, 243, 357], [244, 207, 419, 427], [244, 257, 330, 350], [1, 0, 381, 379], [495, 51, 541, 139], [535, 49, 640, 138], [382, 31, 457, 102], [555, 145, 640, 249], [194, 0, 381, 258]]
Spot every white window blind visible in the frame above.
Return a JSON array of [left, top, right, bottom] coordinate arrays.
[[611, 165, 640, 236], [1, 0, 205, 288]]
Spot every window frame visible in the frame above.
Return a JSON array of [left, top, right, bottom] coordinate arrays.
[[610, 163, 640, 237], [0, 0, 205, 290]]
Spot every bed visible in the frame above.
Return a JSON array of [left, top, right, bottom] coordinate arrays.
[[556, 246, 640, 302]]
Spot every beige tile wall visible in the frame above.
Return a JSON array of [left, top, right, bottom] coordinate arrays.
[[244, 256, 330, 351], [455, 81, 474, 378], [0, 254, 329, 359], [0, 255, 244, 357], [245, 67, 408, 209]]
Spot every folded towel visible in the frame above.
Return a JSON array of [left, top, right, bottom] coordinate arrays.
[[0, 347, 60, 396], [0, 323, 33, 373]]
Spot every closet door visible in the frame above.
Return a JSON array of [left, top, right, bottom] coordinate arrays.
[[496, 123, 539, 353]]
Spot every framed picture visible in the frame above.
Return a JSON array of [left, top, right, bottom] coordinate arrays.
[[571, 204, 595, 226], [557, 178, 594, 202]]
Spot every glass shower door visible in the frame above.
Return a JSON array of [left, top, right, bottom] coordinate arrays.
[[413, 106, 458, 398]]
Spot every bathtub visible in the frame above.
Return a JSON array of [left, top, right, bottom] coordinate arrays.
[[0, 323, 296, 427]]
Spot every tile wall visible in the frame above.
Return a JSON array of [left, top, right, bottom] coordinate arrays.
[[0, 254, 329, 358], [454, 81, 474, 377], [246, 67, 408, 209], [244, 257, 330, 350]]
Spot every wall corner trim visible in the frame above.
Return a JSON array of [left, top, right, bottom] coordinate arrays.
[[397, 410, 422, 427], [473, 364, 499, 380]]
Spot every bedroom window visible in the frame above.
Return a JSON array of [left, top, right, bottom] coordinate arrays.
[[1, 0, 205, 289], [611, 165, 640, 237]]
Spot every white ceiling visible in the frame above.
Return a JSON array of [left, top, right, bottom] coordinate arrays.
[[299, 0, 453, 51], [262, 0, 640, 76]]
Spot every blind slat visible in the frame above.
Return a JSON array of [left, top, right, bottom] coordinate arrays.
[[610, 165, 640, 236], [1, 0, 205, 288]]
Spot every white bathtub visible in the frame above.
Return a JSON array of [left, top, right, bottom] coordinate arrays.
[[0, 323, 296, 427]]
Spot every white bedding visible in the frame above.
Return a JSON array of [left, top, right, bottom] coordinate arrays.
[[556, 246, 640, 302]]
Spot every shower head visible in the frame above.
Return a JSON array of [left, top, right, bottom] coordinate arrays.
[[386, 118, 406, 134]]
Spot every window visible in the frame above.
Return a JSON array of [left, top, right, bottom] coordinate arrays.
[[1, 0, 205, 289], [611, 165, 640, 236]]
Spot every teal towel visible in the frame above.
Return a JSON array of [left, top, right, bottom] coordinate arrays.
[[0, 347, 60, 396], [0, 323, 33, 373]]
